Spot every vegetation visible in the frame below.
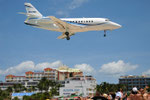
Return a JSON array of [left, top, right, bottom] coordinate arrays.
[[96, 82, 127, 94], [0, 77, 62, 100], [13, 84, 26, 93], [0, 80, 149, 100], [0, 87, 11, 100]]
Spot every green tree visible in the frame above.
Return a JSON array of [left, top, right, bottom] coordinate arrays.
[[37, 77, 61, 98], [6, 86, 13, 93], [13, 84, 25, 92], [0, 90, 10, 100], [96, 82, 127, 94], [14, 96, 19, 100], [37, 77, 50, 92]]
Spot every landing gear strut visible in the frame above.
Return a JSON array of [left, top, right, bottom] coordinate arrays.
[[104, 30, 106, 37], [65, 32, 70, 40]]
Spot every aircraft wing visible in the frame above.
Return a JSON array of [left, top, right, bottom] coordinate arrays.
[[49, 16, 81, 31], [49, 16, 81, 39]]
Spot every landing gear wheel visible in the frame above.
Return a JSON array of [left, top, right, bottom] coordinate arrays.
[[66, 36, 70, 40], [65, 32, 70, 40], [104, 33, 106, 37], [104, 30, 107, 37], [65, 32, 69, 36]]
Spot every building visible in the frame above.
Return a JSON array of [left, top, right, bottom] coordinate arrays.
[[0, 81, 39, 90], [5, 66, 82, 82], [119, 75, 150, 90], [1, 66, 83, 90], [59, 76, 97, 97], [57, 66, 83, 81], [6, 75, 26, 82]]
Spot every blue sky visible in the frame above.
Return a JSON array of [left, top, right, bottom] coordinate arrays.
[[0, 0, 150, 83]]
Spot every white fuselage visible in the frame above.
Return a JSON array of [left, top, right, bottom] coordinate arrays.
[[23, 2, 121, 40], [25, 17, 121, 33]]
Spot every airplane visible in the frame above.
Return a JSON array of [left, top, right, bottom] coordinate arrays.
[[20, 3, 122, 40]]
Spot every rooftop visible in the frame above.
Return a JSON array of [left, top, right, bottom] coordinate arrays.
[[57, 66, 82, 72], [120, 75, 150, 78]]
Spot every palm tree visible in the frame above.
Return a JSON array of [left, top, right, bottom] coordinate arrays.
[[37, 77, 50, 92], [6, 86, 13, 93], [37, 77, 61, 97], [14, 96, 19, 100], [96, 82, 127, 94], [12, 84, 25, 92], [0, 88, 2, 94]]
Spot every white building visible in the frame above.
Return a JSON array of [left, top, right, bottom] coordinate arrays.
[[59, 76, 97, 97]]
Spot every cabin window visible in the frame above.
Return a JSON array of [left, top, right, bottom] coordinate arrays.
[[76, 21, 77, 23], [81, 21, 83, 23], [86, 21, 88, 23]]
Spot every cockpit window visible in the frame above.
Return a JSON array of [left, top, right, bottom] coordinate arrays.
[[105, 19, 110, 21]]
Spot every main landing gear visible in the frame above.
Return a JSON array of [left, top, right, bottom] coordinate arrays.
[[104, 30, 106, 37], [65, 32, 70, 40]]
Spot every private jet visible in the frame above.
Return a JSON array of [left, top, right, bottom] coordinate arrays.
[[21, 3, 122, 40]]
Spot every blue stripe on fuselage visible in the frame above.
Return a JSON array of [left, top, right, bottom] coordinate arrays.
[[64, 21, 106, 26]]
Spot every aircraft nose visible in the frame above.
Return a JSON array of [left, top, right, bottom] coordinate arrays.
[[113, 22, 122, 29], [116, 23, 122, 28], [109, 21, 122, 29]]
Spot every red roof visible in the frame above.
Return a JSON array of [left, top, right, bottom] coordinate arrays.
[[15, 76, 25, 77], [44, 68, 54, 71], [6, 75, 15, 78], [25, 71, 34, 75]]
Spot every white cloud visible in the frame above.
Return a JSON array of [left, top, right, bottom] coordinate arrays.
[[74, 63, 94, 74], [142, 69, 150, 75], [55, 10, 69, 17], [55, 0, 89, 16], [99, 60, 138, 76], [0, 61, 63, 76], [0, 61, 35, 76], [69, 0, 89, 10], [36, 60, 63, 71]]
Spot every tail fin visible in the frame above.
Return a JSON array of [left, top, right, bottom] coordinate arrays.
[[24, 3, 43, 18]]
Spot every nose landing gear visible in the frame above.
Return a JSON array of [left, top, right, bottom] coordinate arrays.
[[104, 30, 106, 37]]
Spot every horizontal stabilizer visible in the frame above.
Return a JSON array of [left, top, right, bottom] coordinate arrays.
[[18, 12, 38, 18]]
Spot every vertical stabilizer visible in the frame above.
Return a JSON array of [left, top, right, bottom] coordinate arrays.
[[24, 3, 43, 18]]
